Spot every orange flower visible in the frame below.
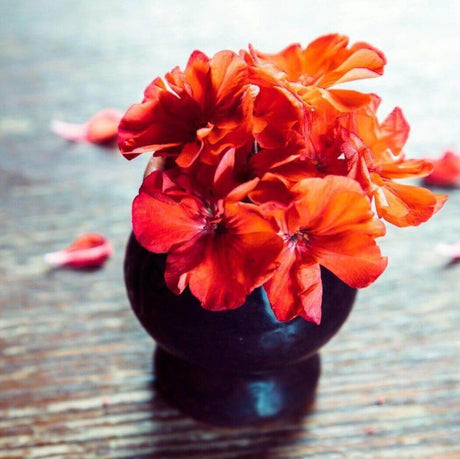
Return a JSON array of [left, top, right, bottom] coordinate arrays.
[[121, 37, 448, 323], [132, 154, 283, 310], [249, 113, 350, 185], [262, 176, 387, 323], [118, 50, 255, 167], [342, 101, 448, 227], [245, 34, 386, 111], [250, 34, 386, 87]]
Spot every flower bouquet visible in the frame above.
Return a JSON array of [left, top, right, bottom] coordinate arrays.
[[120, 34, 447, 425]]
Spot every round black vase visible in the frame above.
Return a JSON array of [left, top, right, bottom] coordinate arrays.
[[124, 233, 357, 426]]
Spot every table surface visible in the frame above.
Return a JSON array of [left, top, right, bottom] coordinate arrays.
[[1, 1, 459, 457]]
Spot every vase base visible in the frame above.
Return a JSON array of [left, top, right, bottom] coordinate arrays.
[[153, 347, 320, 427]]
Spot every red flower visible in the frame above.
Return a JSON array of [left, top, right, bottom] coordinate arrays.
[[118, 50, 255, 167], [132, 153, 283, 309], [120, 37, 448, 323], [250, 34, 386, 87], [423, 151, 460, 188], [262, 176, 387, 323], [340, 101, 448, 227], [245, 34, 386, 111]]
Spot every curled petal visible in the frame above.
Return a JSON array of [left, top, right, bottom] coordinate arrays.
[[319, 88, 371, 111], [249, 173, 294, 206], [118, 80, 200, 160], [132, 172, 205, 253], [253, 86, 304, 148], [44, 234, 112, 269], [249, 34, 385, 88], [380, 157, 433, 180], [374, 107, 410, 156], [318, 46, 386, 87], [264, 247, 323, 323], [51, 109, 123, 145], [374, 178, 448, 227], [213, 148, 238, 197]]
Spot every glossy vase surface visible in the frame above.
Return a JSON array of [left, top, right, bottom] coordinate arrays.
[[124, 233, 356, 426]]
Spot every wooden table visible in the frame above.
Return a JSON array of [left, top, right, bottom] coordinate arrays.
[[1, 1, 459, 457]]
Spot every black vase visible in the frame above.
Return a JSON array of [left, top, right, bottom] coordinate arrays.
[[124, 233, 356, 426]]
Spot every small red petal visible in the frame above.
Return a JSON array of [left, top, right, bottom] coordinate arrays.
[[423, 151, 460, 188], [44, 233, 112, 269], [51, 109, 123, 145]]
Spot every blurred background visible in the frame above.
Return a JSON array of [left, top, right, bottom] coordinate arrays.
[[0, 0, 458, 456]]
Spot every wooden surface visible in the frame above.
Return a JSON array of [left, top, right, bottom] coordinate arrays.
[[1, 1, 459, 457]]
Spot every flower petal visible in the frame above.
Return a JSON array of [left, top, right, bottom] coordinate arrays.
[[118, 77, 201, 159], [318, 46, 386, 87], [373, 107, 410, 156], [291, 176, 388, 287], [132, 172, 205, 253], [319, 88, 372, 111], [374, 178, 448, 227], [51, 109, 123, 145], [292, 176, 384, 236], [311, 233, 387, 288], [423, 151, 460, 188], [44, 233, 112, 269], [264, 246, 323, 323], [184, 202, 283, 310]]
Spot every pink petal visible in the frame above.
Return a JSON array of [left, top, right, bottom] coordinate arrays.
[[44, 233, 112, 269], [51, 109, 123, 145], [50, 120, 88, 142]]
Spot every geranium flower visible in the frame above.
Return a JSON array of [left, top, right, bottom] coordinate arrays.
[[244, 34, 386, 111], [120, 37, 449, 324], [249, 113, 350, 185], [250, 34, 386, 87], [261, 176, 387, 323], [118, 50, 255, 167], [342, 102, 448, 227], [132, 151, 283, 309]]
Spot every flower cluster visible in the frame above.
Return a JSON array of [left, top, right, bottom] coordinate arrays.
[[119, 34, 447, 324]]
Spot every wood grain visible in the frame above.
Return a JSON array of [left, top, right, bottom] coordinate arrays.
[[0, 1, 459, 457]]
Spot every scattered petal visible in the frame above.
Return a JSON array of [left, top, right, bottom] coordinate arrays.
[[51, 109, 123, 145], [44, 233, 112, 269], [423, 151, 460, 188], [436, 242, 460, 264]]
